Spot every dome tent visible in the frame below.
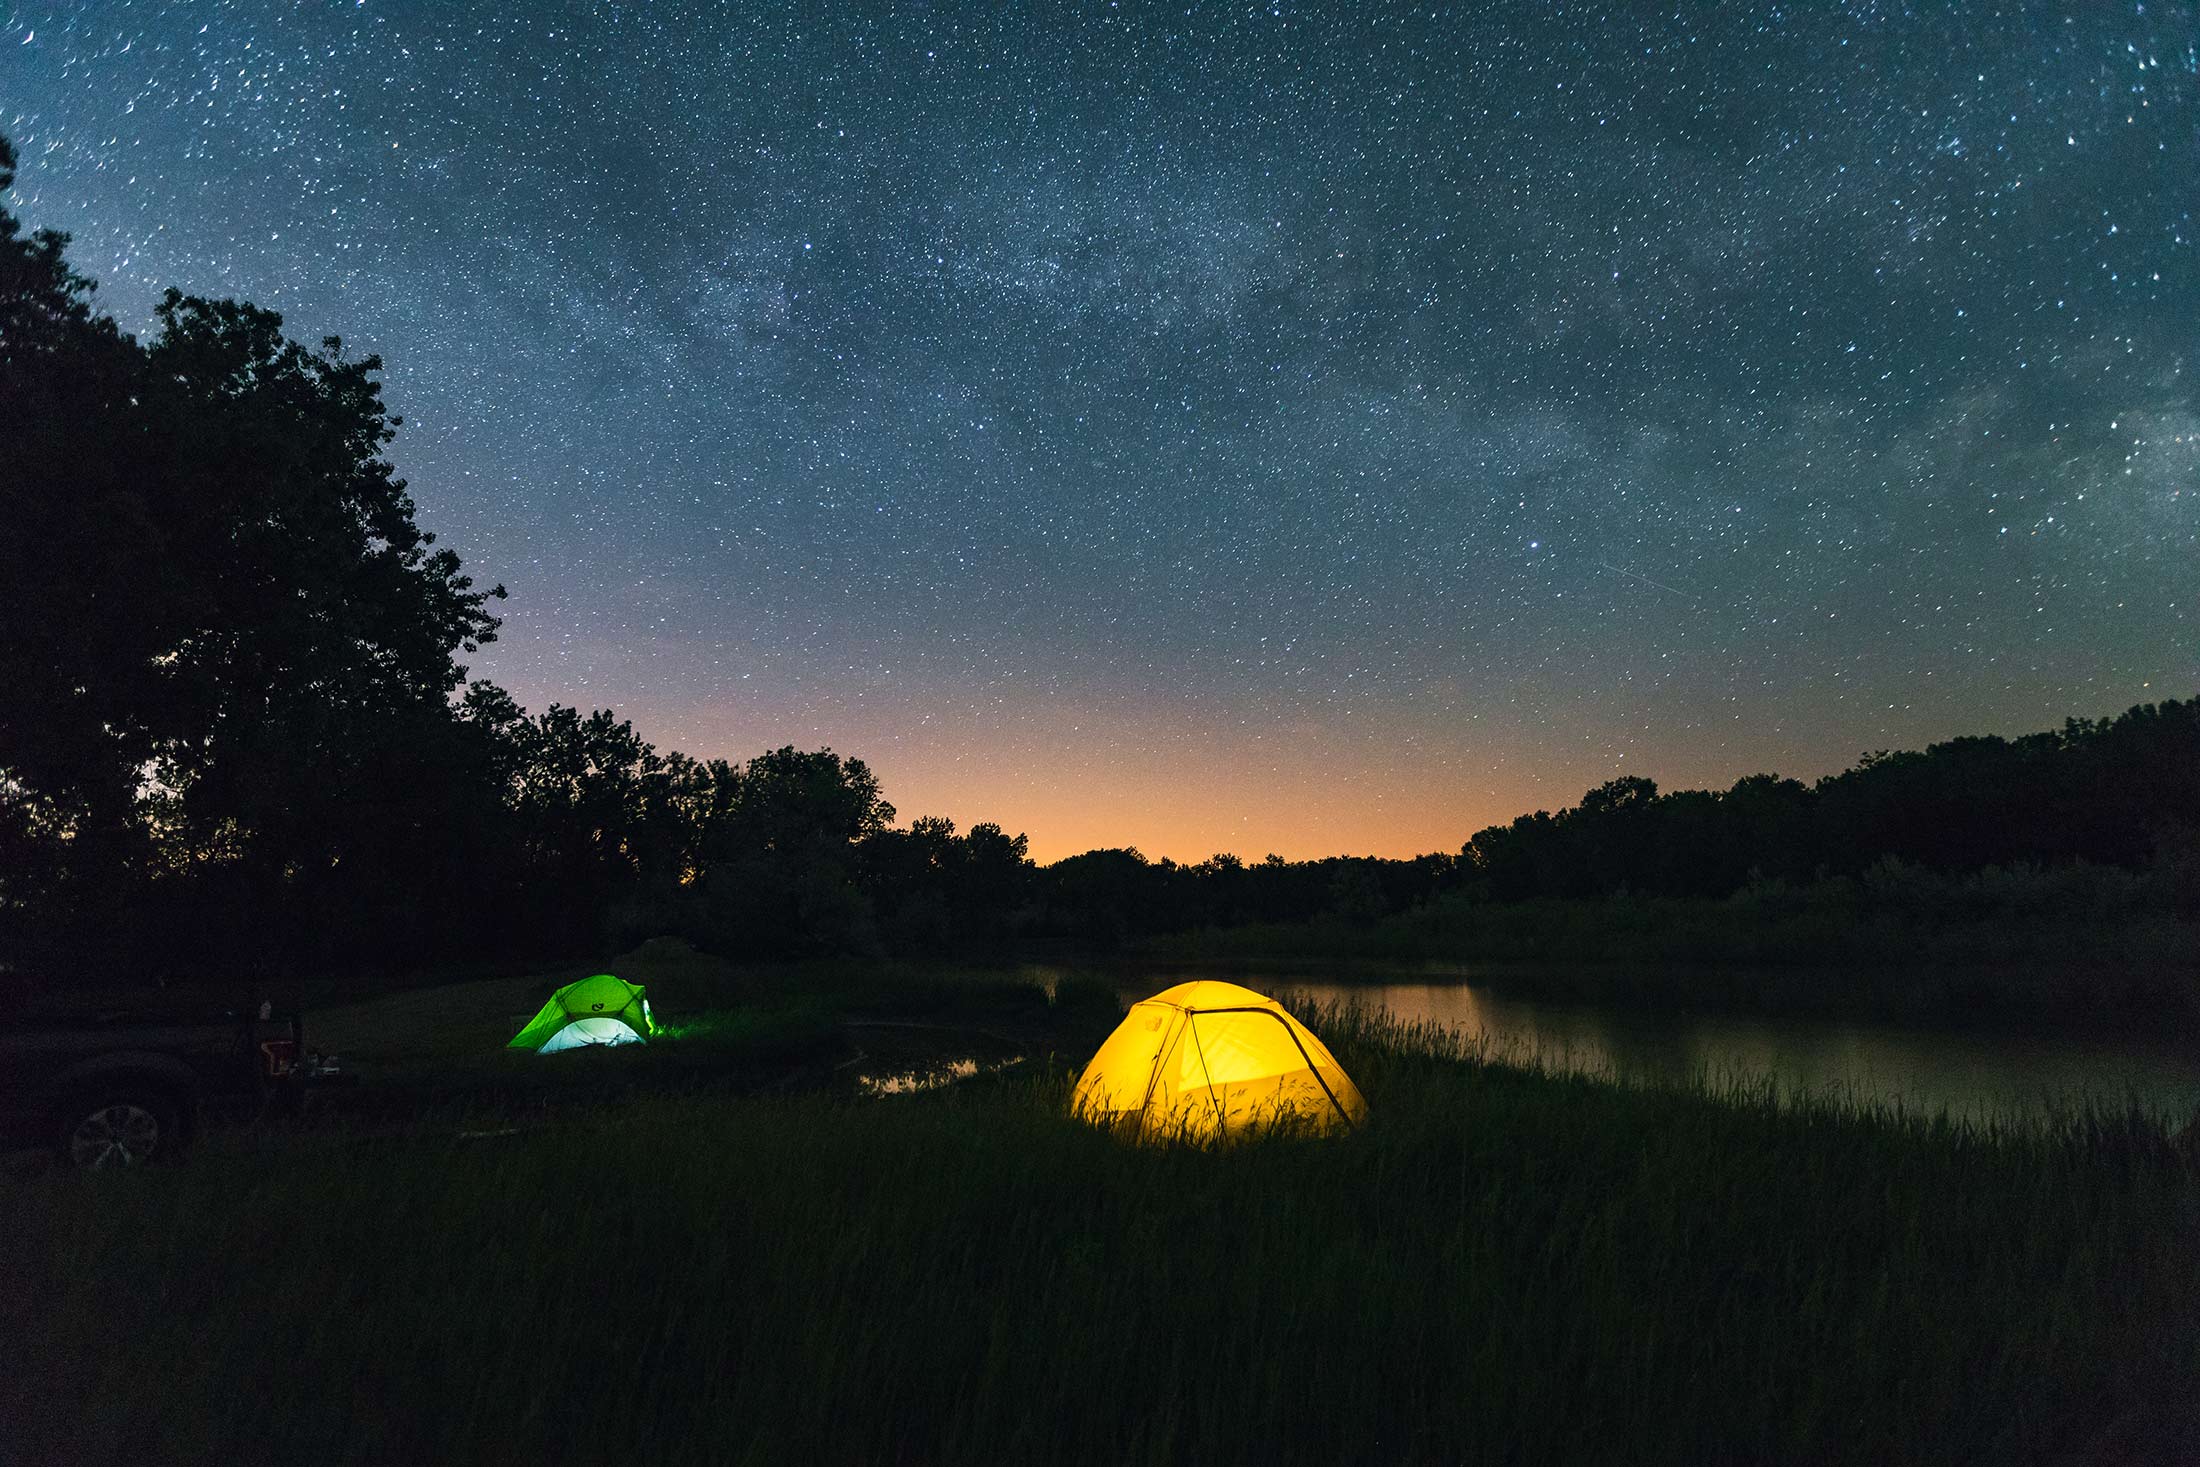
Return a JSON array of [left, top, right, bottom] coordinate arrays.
[[1071, 981, 1366, 1143], [507, 974, 657, 1053]]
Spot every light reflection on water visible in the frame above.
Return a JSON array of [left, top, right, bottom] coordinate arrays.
[[1106, 970, 2200, 1126], [858, 1058, 980, 1096], [856, 1056, 1025, 1096]]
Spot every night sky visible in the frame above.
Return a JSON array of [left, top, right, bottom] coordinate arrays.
[[5, 3, 2194, 861]]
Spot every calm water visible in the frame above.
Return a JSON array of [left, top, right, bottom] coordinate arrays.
[[1108, 969, 2200, 1127]]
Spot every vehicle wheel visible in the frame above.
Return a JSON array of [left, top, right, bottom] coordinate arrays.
[[58, 1093, 184, 1170]]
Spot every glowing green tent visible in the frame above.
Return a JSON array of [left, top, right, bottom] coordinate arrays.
[[508, 974, 657, 1053]]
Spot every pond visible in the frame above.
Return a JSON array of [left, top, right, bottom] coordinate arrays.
[[1106, 968, 2200, 1127]]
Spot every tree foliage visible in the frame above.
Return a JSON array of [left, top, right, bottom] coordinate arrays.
[[2, 133, 512, 972], [1454, 700, 2200, 907]]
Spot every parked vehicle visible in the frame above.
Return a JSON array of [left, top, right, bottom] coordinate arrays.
[[0, 1000, 320, 1168]]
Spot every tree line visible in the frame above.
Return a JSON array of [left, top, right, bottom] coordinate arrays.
[[1459, 700, 2200, 903], [4, 131, 2194, 983], [977, 695, 2200, 949]]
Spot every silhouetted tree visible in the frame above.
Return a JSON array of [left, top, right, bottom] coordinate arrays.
[[1, 133, 166, 948], [956, 822, 1035, 944], [1043, 848, 1156, 949], [685, 747, 895, 958], [2, 134, 504, 974]]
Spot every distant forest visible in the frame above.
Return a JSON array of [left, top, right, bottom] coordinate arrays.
[[5, 130, 2197, 984]]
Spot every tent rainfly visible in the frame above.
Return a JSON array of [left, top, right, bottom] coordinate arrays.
[[508, 974, 657, 1053], [1071, 980, 1366, 1143]]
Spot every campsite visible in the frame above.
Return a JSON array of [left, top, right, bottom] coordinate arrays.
[[9, 2, 2200, 1462], [6, 939, 2198, 1464]]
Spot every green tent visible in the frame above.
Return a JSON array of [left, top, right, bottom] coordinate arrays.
[[508, 974, 657, 1053]]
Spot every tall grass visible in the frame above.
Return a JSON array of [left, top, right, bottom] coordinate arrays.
[[6, 1010, 2195, 1466]]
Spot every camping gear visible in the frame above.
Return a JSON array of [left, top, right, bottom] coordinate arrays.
[[1071, 980, 1366, 1142], [507, 974, 656, 1053]]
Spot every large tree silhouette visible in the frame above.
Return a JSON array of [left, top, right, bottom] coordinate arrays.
[[2, 133, 503, 969], [0, 133, 159, 879]]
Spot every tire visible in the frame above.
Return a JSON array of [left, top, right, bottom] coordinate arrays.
[[56, 1091, 187, 1170]]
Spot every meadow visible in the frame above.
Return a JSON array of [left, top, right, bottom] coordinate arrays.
[[6, 999, 2196, 1466]]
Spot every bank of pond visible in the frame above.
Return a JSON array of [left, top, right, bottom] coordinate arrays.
[[1138, 868, 2200, 1030], [6, 1000, 2196, 1466]]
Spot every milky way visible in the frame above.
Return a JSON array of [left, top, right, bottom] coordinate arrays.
[[5, 3, 2194, 859]]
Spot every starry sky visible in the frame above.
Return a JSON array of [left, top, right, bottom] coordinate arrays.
[[5, 2, 2195, 861]]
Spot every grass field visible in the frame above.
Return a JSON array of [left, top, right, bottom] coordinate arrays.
[[7, 999, 2196, 1466]]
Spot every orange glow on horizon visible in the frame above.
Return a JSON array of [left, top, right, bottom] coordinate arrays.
[[873, 752, 1542, 865], [646, 691, 1578, 863], [502, 673, 2152, 867], [622, 688, 1833, 865]]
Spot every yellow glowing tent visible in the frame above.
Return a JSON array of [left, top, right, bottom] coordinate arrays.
[[1071, 980, 1367, 1143]]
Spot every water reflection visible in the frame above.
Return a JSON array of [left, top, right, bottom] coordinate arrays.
[[1114, 972, 2200, 1126], [856, 1056, 1024, 1097]]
